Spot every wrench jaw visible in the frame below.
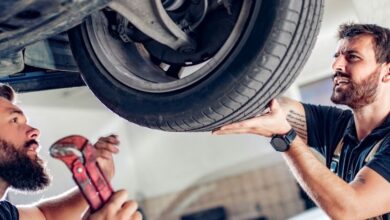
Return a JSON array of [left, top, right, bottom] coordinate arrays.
[[50, 145, 85, 168], [49, 135, 89, 167], [50, 135, 114, 212]]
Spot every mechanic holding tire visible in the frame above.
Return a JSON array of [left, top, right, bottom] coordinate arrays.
[[0, 84, 142, 220], [214, 23, 390, 219]]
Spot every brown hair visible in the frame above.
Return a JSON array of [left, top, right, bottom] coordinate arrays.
[[0, 84, 16, 103], [338, 23, 390, 63]]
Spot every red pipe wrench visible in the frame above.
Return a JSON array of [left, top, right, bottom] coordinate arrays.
[[50, 135, 114, 212]]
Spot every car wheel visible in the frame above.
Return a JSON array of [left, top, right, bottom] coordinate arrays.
[[68, 0, 324, 131]]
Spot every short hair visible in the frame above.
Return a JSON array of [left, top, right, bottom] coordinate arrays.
[[0, 84, 16, 103], [337, 23, 390, 63]]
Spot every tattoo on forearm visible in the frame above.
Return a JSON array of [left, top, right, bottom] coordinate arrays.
[[287, 110, 308, 140], [295, 130, 307, 139]]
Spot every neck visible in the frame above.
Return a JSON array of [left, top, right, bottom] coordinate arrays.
[[0, 179, 9, 200], [352, 100, 390, 141]]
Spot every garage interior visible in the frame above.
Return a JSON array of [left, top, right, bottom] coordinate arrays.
[[4, 0, 388, 219]]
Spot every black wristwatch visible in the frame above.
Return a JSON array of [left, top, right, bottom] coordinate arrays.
[[270, 128, 297, 152]]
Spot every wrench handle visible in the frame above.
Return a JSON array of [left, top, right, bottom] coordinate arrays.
[[72, 161, 103, 211], [86, 161, 114, 204], [50, 135, 115, 213]]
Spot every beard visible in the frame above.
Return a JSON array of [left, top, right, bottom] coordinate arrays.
[[330, 69, 380, 109], [0, 139, 50, 192]]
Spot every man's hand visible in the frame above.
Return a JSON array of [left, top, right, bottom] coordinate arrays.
[[94, 134, 120, 181], [83, 190, 142, 220], [212, 99, 292, 137]]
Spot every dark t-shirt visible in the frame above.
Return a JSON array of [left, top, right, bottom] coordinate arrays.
[[303, 103, 390, 219], [0, 200, 19, 220]]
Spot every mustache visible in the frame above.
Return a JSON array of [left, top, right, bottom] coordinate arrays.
[[24, 140, 39, 149], [333, 71, 349, 79]]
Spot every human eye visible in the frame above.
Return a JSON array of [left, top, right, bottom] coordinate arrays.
[[347, 54, 360, 61], [10, 117, 18, 123], [333, 52, 340, 58]]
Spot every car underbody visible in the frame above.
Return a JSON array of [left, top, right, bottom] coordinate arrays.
[[0, 0, 233, 92], [0, 0, 324, 131]]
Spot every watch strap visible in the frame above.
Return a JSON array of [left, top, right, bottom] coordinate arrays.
[[284, 128, 297, 143], [270, 128, 297, 152]]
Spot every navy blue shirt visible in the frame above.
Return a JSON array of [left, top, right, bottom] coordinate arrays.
[[0, 200, 19, 220], [303, 103, 390, 219]]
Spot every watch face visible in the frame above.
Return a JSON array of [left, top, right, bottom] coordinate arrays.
[[271, 137, 289, 152]]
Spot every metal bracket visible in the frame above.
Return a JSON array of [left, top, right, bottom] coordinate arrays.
[[0, 70, 85, 92], [108, 0, 195, 51]]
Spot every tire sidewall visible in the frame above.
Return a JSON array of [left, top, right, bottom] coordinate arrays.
[[68, 0, 279, 120]]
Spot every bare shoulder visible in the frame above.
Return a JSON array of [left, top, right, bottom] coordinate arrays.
[[17, 206, 46, 220], [277, 97, 308, 144]]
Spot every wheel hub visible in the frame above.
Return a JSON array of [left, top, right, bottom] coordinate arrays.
[[144, 0, 241, 65]]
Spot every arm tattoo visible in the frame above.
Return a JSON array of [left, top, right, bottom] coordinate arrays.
[[287, 110, 308, 141]]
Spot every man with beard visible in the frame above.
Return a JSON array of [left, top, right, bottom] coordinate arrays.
[[0, 84, 142, 220], [213, 23, 390, 219]]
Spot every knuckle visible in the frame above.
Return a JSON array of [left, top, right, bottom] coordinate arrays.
[[106, 143, 116, 149], [106, 203, 117, 212], [128, 200, 138, 210], [118, 189, 128, 198], [133, 211, 142, 220], [117, 214, 126, 220], [96, 149, 111, 156], [94, 143, 105, 149], [102, 151, 112, 157]]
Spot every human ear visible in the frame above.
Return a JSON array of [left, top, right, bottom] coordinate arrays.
[[382, 62, 390, 82]]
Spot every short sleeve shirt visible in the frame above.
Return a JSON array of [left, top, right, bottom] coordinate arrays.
[[303, 103, 390, 219], [0, 200, 19, 220]]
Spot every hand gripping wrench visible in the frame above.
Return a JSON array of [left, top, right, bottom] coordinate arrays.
[[50, 135, 114, 212]]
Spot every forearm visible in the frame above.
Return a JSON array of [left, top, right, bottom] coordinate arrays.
[[37, 187, 88, 220], [213, 99, 387, 218], [283, 137, 359, 219], [277, 97, 308, 144]]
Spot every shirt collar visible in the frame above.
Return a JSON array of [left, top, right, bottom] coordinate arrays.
[[343, 114, 390, 144], [343, 118, 358, 144]]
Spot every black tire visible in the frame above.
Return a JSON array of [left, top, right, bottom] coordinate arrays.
[[68, 0, 324, 132]]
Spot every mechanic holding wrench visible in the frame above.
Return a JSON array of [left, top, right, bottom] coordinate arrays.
[[0, 84, 142, 219]]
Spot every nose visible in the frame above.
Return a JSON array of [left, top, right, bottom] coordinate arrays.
[[332, 54, 347, 73], [27, 126, 40, 140]]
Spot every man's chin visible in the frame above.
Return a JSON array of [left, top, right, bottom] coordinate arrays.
[[331, 92, 342, 104], [10, 174, 51, 192], [0, 139, 51, 192], [10, 157, 51, 191]]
